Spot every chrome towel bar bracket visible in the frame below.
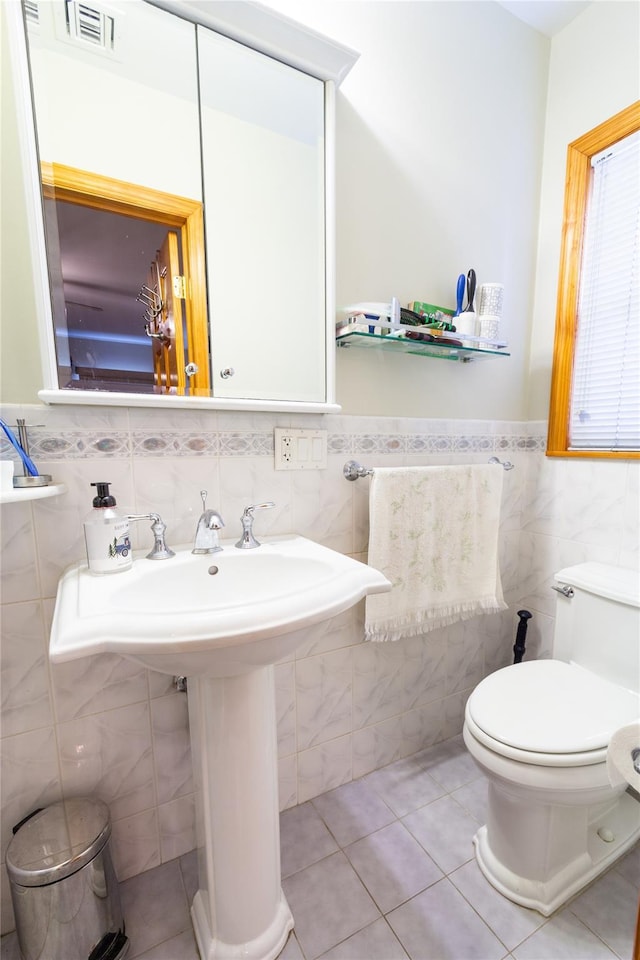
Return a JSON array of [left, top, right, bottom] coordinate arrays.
[[343, 460, 374, 481], [488, 457, 515, 471], [343, 457, 514, 480]]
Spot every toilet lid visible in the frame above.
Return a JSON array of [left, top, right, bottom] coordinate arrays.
[[467, 660, 640, 755]]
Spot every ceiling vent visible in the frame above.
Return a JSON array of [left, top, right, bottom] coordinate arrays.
[[23, 0, 40, 26], [64, 1, 115, 50]]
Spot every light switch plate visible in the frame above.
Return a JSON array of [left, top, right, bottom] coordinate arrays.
[[274, 428, 327, 470]]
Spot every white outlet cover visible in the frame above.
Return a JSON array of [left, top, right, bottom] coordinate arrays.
[[274, 428, 327, 470]]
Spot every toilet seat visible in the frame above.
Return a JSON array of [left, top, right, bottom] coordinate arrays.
[[466, 660, 640, 768]]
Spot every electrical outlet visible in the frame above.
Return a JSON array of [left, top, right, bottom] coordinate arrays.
[[281, 435, 293, 462], [274, 428, 327, 470]]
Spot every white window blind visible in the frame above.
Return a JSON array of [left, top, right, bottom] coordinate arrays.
[[569, 129, 640, 451]]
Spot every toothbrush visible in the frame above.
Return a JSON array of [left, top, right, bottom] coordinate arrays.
[[0, 419, 39, 476], [454, 274, 465, 317]]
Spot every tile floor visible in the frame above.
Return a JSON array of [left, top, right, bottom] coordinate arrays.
[[2, 736, 638, 960]]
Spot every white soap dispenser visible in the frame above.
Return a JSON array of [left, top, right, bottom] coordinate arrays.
[[84, 482, 132, 574]]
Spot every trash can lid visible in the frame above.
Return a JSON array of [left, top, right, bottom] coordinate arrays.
[[6, 797, 112, 887]]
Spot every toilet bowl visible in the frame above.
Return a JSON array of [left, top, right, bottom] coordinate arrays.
[[463, 562, 640, 915]]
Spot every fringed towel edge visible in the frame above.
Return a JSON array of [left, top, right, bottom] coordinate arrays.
[[365, 595, 508, 642]]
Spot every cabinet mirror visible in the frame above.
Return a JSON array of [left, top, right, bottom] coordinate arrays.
[[11, 0, 357, 411]]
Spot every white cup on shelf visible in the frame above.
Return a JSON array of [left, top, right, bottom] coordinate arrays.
[[0, 461, 14, 493], [478, 283, 504, 318], [479, 316, 500, 340], [455, 312, 478, 336]]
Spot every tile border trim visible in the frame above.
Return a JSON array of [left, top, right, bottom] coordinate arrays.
[[1, 427, 546, 461]]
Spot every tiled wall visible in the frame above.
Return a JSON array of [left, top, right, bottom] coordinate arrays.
[[1, 404, 637, 935]]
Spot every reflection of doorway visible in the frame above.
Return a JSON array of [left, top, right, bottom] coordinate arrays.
[[49, 202, 172, 390], [41, 163, 209, 395]]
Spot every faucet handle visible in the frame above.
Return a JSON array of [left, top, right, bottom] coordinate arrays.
[[127, 512, 175, 560], [236, 502, 275, 549], [241, 501, 275, 519], [200, 489, 207, 511]]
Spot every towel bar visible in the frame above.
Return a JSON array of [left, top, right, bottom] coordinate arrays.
[[343, 457, 514, 480]]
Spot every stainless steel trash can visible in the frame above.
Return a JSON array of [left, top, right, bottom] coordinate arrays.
[[6, 797, 128, 960]]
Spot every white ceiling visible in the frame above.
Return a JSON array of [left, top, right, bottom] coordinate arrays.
[[497, 1, 592, 37]]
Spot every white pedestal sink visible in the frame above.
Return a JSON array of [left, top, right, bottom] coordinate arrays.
[[51, 536, 390, 960]]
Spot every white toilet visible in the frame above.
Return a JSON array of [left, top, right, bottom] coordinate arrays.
[[463, 562, 640, 916]]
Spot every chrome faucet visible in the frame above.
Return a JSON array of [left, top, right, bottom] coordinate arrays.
[[235, 502, 275, 549], [127, 513, 175, 560], [192, 490, 225, 554]]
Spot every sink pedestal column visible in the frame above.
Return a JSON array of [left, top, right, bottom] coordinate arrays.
[[187, 667, 293, 960]]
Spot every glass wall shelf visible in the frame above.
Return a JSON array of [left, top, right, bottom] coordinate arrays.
[[336, 329, 510, 363]]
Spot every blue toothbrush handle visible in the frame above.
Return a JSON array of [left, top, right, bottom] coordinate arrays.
[[0, 419, 39, 476], [455, 274, 465, 317]]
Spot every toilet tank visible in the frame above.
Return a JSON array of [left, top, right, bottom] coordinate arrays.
[[552, 562, 640, 694]]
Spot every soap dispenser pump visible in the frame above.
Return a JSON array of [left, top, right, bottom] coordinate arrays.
[[84, 482, 132, 575]]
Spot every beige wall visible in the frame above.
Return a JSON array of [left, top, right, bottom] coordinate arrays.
[[1, 0, 549, 418], [264, 0, 550, 419], [527, 0, 640, 419], [3, 1, 638, 419], [0, 3, 43, 404]]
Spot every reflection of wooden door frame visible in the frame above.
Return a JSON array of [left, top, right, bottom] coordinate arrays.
[[41, 162, 210, 396], [151, 232, 187, 394]]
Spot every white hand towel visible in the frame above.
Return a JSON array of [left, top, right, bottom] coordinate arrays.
[[365, 464, 507, 641]]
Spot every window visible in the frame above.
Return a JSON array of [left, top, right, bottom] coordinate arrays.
[[547, 102, 640, 459]]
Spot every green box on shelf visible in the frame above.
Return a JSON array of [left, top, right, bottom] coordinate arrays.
[[409, 301, 455, 322]]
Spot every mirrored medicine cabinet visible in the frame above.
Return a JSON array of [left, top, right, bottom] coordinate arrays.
[[7, 0, 358, 411]]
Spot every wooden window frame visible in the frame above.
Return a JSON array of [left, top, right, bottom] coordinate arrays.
[[546, 101, 640, 460], [40, 162, 210, 396]]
